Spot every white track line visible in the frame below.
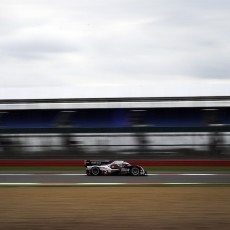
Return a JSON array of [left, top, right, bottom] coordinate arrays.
[[148, 173, 218, 176], [178, 174, 216, 176], [0, 182, 229, 186], [0, 174, 34, 176], [58, 174, 86, 176]]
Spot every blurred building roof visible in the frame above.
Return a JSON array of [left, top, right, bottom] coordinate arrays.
[[0, 96, 229, 110]]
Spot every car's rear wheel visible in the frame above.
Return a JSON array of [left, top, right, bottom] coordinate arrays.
[[130, 166, 140, 176], [90, 167, 101, 176]]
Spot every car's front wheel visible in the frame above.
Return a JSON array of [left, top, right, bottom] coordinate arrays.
[[90, 167, 101, 176], [130, 166, 140, 176]]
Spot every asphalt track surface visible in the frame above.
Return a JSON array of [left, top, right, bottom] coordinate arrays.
[[0, 172, 230, 184]]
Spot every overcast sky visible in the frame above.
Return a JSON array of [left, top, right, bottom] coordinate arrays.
[[0, 0, 230, 99]]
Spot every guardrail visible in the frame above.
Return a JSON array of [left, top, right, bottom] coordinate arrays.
[[1, 126, 230, 134], [0, 127, 230, 160]]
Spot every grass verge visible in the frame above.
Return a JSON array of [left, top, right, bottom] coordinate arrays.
[[0, 166, 84, 171]]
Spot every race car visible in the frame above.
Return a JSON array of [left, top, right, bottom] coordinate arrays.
[[84, 160, 147, 176]]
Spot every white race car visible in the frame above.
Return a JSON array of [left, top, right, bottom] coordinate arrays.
[[84, 160, 147, 176]]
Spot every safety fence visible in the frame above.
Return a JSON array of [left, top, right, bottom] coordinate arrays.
[[0, 126, 230, 159]]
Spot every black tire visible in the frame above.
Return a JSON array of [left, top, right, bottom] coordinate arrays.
[[90, 167, 101, 176], [130, 166, 140, 176]]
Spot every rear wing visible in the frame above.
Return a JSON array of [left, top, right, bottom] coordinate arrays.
[[84, 160, 113, 167]]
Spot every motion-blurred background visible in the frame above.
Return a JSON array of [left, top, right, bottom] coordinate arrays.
[[0, 96, 230, 160], [1, 1, 230, 161]]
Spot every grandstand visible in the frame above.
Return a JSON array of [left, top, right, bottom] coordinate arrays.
[[0, 96, 230, 159], [0, 96, 230, 129]]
